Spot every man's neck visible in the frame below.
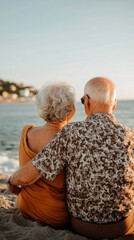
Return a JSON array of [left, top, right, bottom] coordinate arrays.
[[90, 103, 113, 115]]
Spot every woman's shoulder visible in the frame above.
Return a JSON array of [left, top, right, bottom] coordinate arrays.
[[26, 126, 43, 141], [26, 126, 47, 144], [21, 125, 36, 137]]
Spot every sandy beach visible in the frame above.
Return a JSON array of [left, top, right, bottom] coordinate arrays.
[[0, 173, 134, 240]]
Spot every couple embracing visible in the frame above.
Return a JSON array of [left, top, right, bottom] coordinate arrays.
[[8, 77, 134, 239]]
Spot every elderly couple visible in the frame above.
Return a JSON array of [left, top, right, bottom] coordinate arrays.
[[8, 77, 134, 239]]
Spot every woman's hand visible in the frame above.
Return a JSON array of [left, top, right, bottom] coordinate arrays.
[[7, 177, 22, 195]]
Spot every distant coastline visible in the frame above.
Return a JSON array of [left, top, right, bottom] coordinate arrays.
[[0, 97, 35, 104], [0, 98, 134, 104], [0, 78, 38, 103]]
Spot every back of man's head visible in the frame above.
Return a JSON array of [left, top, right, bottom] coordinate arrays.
[[84, 77, 116, 106]]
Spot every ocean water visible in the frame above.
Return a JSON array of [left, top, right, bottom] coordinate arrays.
[[0, 100, 134, 174]]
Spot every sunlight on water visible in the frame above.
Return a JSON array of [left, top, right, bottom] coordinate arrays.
[[0, 101, 134, 173]]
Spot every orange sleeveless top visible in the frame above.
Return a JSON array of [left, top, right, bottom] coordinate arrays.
[[17, 125, 69, 228]]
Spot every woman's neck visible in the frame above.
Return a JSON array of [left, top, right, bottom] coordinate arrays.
[[45, 121, 67, 130]]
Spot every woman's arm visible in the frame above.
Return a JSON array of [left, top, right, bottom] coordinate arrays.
[[7, 161, 42, 194]]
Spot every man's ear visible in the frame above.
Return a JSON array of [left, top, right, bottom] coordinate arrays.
[[112, 99, 117, 111], [84, 95, 90, 115]]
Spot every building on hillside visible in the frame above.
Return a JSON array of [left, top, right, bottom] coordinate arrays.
[[10, 84, 17, 92], [2, 91, 9, 99], [19, 88, 30, 97]]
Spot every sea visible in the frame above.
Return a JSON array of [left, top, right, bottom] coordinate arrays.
[[0, 100, 134, 174]]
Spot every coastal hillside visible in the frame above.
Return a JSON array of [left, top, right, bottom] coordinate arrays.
[[0, 79, 38, 102]]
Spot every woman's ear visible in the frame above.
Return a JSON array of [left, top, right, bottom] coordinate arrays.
[[84, 95, 90, 115]]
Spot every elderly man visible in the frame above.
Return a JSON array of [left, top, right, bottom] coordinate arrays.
[[8, 77, 134, 239]]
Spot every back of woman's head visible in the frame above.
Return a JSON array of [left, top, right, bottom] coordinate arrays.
[[84, 77, 116, 106], [36, 82, 75, 122]]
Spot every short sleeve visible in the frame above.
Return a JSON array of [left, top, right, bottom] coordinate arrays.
[[32, 128, 68, 180]]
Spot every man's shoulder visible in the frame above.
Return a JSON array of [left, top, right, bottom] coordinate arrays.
[[63, 120, 85, 130], [58, 121, 85, 137], [116, 120, 134, 135]]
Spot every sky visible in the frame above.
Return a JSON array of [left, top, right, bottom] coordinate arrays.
[[0, 0, 134, 100]]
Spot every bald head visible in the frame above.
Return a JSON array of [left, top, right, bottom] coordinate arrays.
[[84, 77, 116, 106]]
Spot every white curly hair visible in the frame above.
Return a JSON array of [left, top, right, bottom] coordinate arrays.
[[36, 82, 75, 122]]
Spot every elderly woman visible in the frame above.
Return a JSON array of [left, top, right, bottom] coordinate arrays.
[[17, 82, 75, 229]]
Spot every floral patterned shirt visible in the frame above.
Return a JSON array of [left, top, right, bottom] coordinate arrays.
[[32, 113, 134, 223]]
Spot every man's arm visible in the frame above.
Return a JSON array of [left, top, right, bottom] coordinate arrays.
[[7, 161, 42, 194], [8, 126, 68, 194]]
